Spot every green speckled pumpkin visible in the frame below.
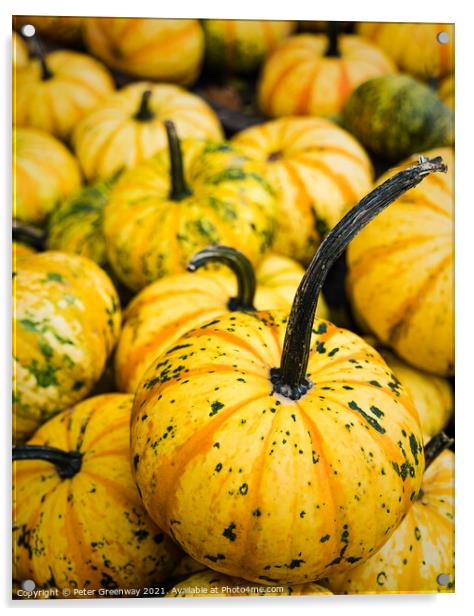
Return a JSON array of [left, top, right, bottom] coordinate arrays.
[[104, 122, 277, 291], [13, 394, 182, 591], [342, 74, 454, 161], [13, 251, 121, 443]]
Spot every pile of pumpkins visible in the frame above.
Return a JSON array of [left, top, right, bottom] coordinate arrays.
[[12, 16, 454, 598]]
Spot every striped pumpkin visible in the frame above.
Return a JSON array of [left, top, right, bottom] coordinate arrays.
[[13, 15, 84, 45], [347, 148, 454, 376], [83, 17, 204, 85], [15, 50, 114, 141], [13, 394, 182, 591], [13, 128, 82, 225], [202, 20, 295, 74], [13, 252, 121, 442], [357, 22, 454, 80], [168, 570, 331, 597], [72, 82, 223, 182], [232, 117, 373, 263], [13, 32, 29, 69], [439, 74, 454, 111], [258, 33, 396, 118]]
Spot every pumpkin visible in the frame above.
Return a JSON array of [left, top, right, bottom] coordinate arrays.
[[12, 241, 36, 268], [258, 26, 396, 118], [12, 393, 182, 591], [13, 32, 29, 69], [167, 570, 331, 597], [72, 82, 223, 182], [171, 554, 208, 579], [13, 127, 82, 225], [327, 433, 454, 593], [439, 74, 454, 111], [83, 17, 204, 85], [357, 22, 454, 80], [202, 20, 295, 75], [103, 121, 277, 291], [115, 245, 329, 394], [14, 45, 114, 141], [342, 75, 454, 161], [13, 251, 121, 443], [13, 15, 84, 45], [347, 148, 454, 376], [232, 116, 373, 263], [130, 158, 445, 584]]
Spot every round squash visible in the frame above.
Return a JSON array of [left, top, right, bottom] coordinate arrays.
[[15, 48, 114, 141], [103, 122, 277, 291], [72, 82, 223, 182], [13, 127, 82, 225], [13, 251, 121, 443], [168, 570, 331, 597], [258, 30, 396, 118], [439, 74, 454, 111], [130, 159, 445, 584], [347, 148, 454, 376], [202, 20, 295, 75], [13, 32, 29, 69], [83, 17, 204, 85], [357, 22, 454, 80], [327, 433, 454, 593], [13, 15, 84, 45], [115, 246, 329, 394], [13, 394, 182, 591], [342, 75, 454, 161], [232, 116, 373, 263]]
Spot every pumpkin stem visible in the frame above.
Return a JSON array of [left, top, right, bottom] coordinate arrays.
[[164, 120, 192, 201], [21, 26, 53, 80], [424, 432, 454, 469], [187, 245, 256, 311], [271, 155, 447, 401], [134, 89, 155, 122], [13, 445, 82, 479], [12, 219, 46, 251], [325, 22, 341, 58]]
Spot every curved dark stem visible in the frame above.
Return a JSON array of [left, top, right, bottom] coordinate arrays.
[[271, 156, 447, 400], [13, 445, 82, 479], [424, 432, 454, 469], [12, 220, 46, 250], [134, 89, 155, 122], [164, 120, 192, 201], [326, 21, 341, 57], [21, 28, 53, 80], [187, 245, 256, 311]]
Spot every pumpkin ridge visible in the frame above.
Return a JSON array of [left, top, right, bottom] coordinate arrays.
[[81, 416, 130, 451], [399, 193, 451, 219], [86, 118, 131, 179], [296, 147, 372, 173], [185, 327, 271, 366], [85, 447, 131, 460], [296, 62, 321, 114], [39, 481, 70, 585], [125, 21, 200, 62], [81, 470, 140, 505], [265, 57, 310, 114]]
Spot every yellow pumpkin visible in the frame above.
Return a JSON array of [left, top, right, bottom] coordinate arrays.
[[167, 570, 331, 597], [12, 241, 36, 263], [13, 32, 29, 69], [13, 394, 182, 591], [14, 49, 114, 141], [202, 20, 295, 74], [130, 158, 445, 584], [13, 127, 82, 225], [104, 122, 277, 291], [232, 116, 373, 263], [83, 17, 204, 85], [115, 246, 329, 394], [347, 148, 454, 376], [327, 434, 454, 593], [13, 15, 84, 44], [72, 82, 223, 182], [13, 251, 121, 443], [439, 74, 454, 111], [357, 22, 454, 80], [258, 31, 396, 118]]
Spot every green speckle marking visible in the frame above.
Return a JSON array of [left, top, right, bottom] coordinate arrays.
[[348, 401, 386, 434], [45, 272, 65, 283], [223, 522, 237, 542], [239, 483, 248, 495], [210, 400, 225, 416], [320, 534, 330, 543]]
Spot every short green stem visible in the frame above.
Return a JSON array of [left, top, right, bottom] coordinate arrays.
[[325, 22, 341, 58], [12, 220, 46, 250], [134, 89, 155, 122], [164, 120, 192, 202], [21, 28, 53, 80], [424, 432, 454, 469], [13, 445, 82, 479]]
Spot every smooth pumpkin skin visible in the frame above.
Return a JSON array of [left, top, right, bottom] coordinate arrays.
[[342, 75, 454, 161], [115, 253, 329, 394], [13, 15, 84, 44], [327, 450, 454, 593], [202, 20, 295, 74], [103, 140, 277, 291], [131, 311, 424, 584], [13, 252, 121, 442], [232, 117, 373, 263], [72, 82, 223, 181], [83, 18, 204, 85], [15, 50, 114, 141], [258, 34, 396, 118], [13, 32, 28, 69], [13, 128, 82, 225], [438, 74, 454, 111], [168, 570, 331, 597], [357, 22, 454, 80], [13, 394, 182, 590], [347, 148, 454, 376]]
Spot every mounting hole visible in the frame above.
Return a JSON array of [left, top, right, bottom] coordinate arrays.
[[437, 31, 449, 44], [20, 24, 36, 38], [437, 573, 450, 586], [21, 579, 36, 591]]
